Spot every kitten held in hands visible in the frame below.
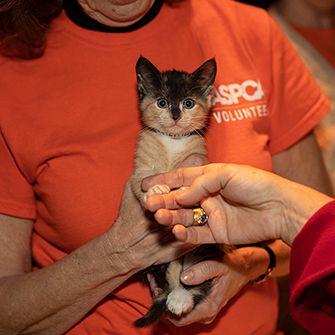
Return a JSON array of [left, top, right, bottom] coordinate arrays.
[[128, 56, 228, 327]]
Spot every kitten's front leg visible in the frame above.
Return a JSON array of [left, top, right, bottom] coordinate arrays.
[[166, 259, 195, 316]]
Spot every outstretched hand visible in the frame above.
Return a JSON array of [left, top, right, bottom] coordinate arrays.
[[142, 163, 331, 245]]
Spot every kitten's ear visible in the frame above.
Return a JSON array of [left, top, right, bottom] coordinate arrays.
[[192, 58, 217, 96], [136, 56, 161, 99]]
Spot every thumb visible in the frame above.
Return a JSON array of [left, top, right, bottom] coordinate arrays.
[[181, 260, 229, 285]]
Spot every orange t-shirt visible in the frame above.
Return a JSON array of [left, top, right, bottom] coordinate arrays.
[[0, 1, 329, 334], [291, 25, 335, 68]]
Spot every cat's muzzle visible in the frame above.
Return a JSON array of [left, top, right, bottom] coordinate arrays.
[[192, 208, 208, 226]]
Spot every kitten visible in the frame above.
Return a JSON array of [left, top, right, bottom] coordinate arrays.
[[130, 56, 222, 327]]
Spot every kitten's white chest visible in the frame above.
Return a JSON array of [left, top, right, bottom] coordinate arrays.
[[156, 134, 197, 164]]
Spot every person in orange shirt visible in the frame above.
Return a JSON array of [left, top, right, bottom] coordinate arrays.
[[0, 0, 332, 335]]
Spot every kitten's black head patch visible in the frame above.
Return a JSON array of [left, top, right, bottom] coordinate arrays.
[[135, 56, 217, 102]]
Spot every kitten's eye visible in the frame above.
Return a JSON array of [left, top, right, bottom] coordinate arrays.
[[183, 98, 196, 109], [156, 98, 169, 109]]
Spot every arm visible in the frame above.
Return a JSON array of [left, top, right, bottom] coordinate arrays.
[[265, 132, 332, 279], [272, 130, 333, 332], [0, 214, 138, 335], [0, 184, 189, 335], [259, 132, 332, 280]]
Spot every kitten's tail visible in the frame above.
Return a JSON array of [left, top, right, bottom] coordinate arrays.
[[134, 294, 168, 328]]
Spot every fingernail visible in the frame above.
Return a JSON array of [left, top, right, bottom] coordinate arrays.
[[181, 270, 194, 284]]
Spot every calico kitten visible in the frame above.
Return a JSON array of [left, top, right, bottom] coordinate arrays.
[[130, 56, 222, 327]]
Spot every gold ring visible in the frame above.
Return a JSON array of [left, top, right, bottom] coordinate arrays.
[[193, 208, 208, 226]]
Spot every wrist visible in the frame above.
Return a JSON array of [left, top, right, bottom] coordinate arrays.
[[103, 217, 165, 274], [101, 229, 144, 277], [238, 246, 275, 283], [250, 245, 276, 284], [280, 182, 333, 245]]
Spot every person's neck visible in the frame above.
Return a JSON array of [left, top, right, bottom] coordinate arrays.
[[276, 0, 335, 28]]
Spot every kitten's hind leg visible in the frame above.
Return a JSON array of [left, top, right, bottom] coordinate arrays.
[[134, 294, 168, 328], [134, 264, 170, 328], [166, 287, 194, 316], [165, 260, 195, 316], [167, 282, 212, 316]]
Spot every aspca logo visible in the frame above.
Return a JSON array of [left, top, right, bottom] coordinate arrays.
[[212, 80, 264, 106]]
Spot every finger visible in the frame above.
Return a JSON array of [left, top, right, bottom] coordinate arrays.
[[172, 224, 217, 244], [171, 225, 187, 242], [145, 189, 185, 212], [145, 181, 221, 212], [181, 260, 229, 285], [154, 208, 194, 226], [175, 170, 229, 206], [200, 195, 225, 219], [142, 165, 209, 192]]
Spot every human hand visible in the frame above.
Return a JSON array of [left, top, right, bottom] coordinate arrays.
[[107, 182, 193, 272], [165, 246, 267, 326], [143, 163, 332, 245]]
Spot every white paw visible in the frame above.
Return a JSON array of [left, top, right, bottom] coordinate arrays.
[[144, 184, 171, 202], [166, 288, 194, 316]]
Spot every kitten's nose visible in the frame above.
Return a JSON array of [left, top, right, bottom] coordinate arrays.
[[171, 108, 181, 121]]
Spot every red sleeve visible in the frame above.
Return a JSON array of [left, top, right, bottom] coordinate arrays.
[[0, 130, 36, 219], [290, 200, 335, 334], [267, 16, 330, 154]]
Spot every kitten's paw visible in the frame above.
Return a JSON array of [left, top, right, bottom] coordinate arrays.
[[144, 184, 171, 202], [166, 288, 194, 316]]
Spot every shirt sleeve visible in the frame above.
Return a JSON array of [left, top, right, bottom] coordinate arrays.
[[0, 130, 36, 219], [267, 16, 330, 155], [290, 200, 335, 334]]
